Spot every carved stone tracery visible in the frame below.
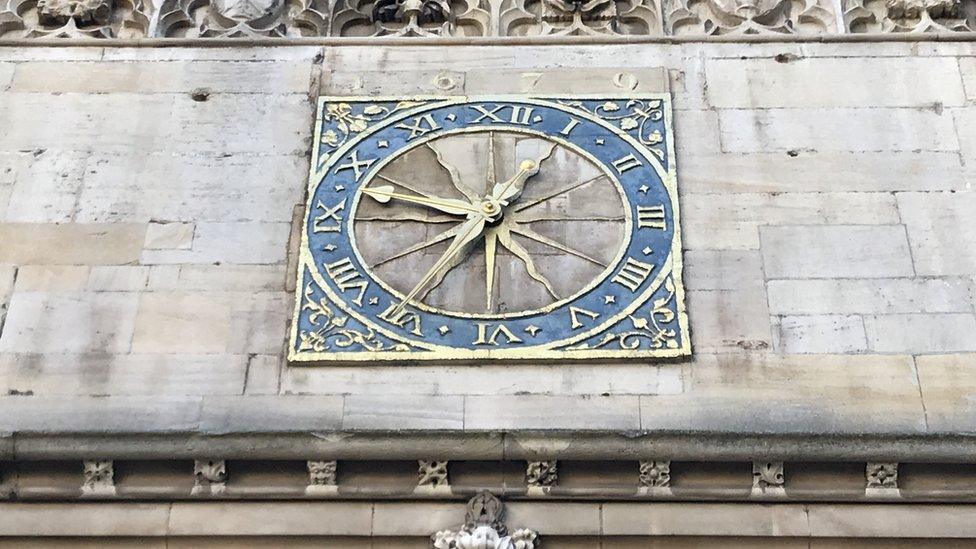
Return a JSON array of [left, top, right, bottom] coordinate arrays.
[[418, 460, 450, 488], [526, 460, 558, 487], [81, 460, 116, 496], [335, 0, 490, 36], [639, 460, 671, 487], [844, 0, 974, 31], [500, 0, 662, 35], [752, 461, 785, 491], [866, 462, 899, 489], [432, 492, 539, 549], [666, 0, 835, 34], [0, 0, 151, 37], [155, 0, 331, 37]]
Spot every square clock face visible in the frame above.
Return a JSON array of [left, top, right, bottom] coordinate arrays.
[[289, 95, 689, 363]]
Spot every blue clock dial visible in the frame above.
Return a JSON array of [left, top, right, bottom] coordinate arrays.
[[290, 96, 690, 362]]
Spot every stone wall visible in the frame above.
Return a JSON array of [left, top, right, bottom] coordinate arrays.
[[2, 42, 974, 440]]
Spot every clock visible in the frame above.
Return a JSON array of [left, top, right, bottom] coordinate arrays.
[[289, 95, 689, 363]]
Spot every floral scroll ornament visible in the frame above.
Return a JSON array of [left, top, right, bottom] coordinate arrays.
[[317, 100, 426, 171], [298, 281, 409, 353], [559, 99, 666, 161], [567, 277, 679, 350], [432, 492, 539, 549]]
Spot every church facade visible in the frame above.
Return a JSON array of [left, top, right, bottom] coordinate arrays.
[[1, 0, 976, 545]]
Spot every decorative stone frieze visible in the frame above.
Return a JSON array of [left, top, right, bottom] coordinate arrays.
[[866, 462, 899, 490], [500, 0, 663, 36], [333, 0, 490, 36], [81, 460, 116, 497], [844, 0, 974, 31], [418, 460, 450, 489], [155, 0, 330, 37], [306, 460, 338, 494], [432, 491, 539, 549], [0, 0, 151, 37], [752, 461, 785, 493], [665, 0, 836, 34], [192, 459, 227, 495], [526, 460, 557, 488], [639, 460, 671, 487]]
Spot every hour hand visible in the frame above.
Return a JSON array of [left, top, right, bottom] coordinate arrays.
[[362, 185, 480, 216]]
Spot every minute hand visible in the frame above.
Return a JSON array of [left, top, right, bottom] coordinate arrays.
[[362, 185, 480, 216]]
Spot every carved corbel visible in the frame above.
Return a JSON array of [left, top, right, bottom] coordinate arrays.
[[431, 491, 539, 549]]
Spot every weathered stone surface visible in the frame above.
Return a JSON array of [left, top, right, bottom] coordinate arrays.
[[705, 57, 966, 108], [140, 222, 291, 265], [0, 63, 14, 89], [77, 153, 306, 223], [464, 395, 640, 430], [776, 315, 868, 354], [0, 292, 139, 353], [282, 363, 683, 396], [0, 151, 86, 223], [131, 291, 288, 355], [343, 395, 464, 429], [0, 353, 247, 396], [0, 503, 170, 536], [168, 502, 372, 535], [603, 502, 810, 536], [807, 504, 976, 538], [916, 354, 976, 434], [761, 225, 914, 279], [864, 314, 976, 353], [682, 250, 764, 290], [10, 61, 312, 94], [243, 354, 280, 395], [686, 289, 771, 352], [0, 223, 145, 265], [87, 266, 151, 292], [100, 47, 323, 62], [326, 70, 465, 95], [640, 353, 925, 435], [0, 93, 311, 155], [13, 265, 89, 291], [719, 108, 958, 153], [0, 265, 13, 335], [768, 278, 974, 315], [464, 68, 667, 94], [198, 396, 343, 433], [897, 192, 976, 276], [960, 58, 976, 101], [0, 396, 202, 432], [144, 222, 194, 250], [680, 151, 967, 193], [155, 265, 286, 292]]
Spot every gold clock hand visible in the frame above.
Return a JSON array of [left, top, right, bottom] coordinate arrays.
[[393, 214, 488, 315], [489, 142, 557, 205], [362, 185, 481, 216]]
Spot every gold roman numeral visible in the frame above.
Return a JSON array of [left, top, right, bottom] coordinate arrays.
[[612, 257, 654, 292], [334, 150, 376, 180], [508, 106, 536, 125], [612, 154, 643, 174], [637, 205, 666, 230], [473, 323, 523, 345], [395, 114, 441, 140], [569, 306, 600, 329], [560, 118, 580, 136], [377, 302, 423, 336], [312, 198, 345, 233], [324, 257, 369, 306]]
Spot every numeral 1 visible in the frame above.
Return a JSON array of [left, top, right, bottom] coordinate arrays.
[[612, 154, 642, 174], [377, 302, 423, 336], [637, 205, 666, 230], [560, 118, 580, 136], [324, 257, 369, 306], [612, 257, 654, 292], [473, 323, 523, 345], [509, 106, 535, 125]]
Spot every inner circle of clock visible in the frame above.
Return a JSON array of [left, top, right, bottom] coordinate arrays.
[[351, 129, 628, 317]]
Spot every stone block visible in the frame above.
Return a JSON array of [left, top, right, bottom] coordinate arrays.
[[102, 46, 323, 62], [0, 48, 103, 61], [897, 192, 976, 276], [1, 353, 247, 396], [244, 354, 280, 395], [504, 502, 602, 535], [640, 353, 925, 435], [0, 150, 86, 223], [0, 62, 14, 88], [916, 354, 976, 434], [602, 502, 810, 536], [680, 151, 967, 194], [370, 503, 464, 536], [168, 502, 372, 535], [706, 57, 965, 108], [13, 265, 89, 291], [682, 250, 763, 290], [0, 395, 202, 432], [0, 223, 145, 265], [343, 395, 464, 430], [198, 396, 343, 433], [464, 395, 640, 430], [0, 264, 13, 312], [0, 503, 169, 536], [719, 108, 958, 153], [170, 265, 285, 292], [807, 504, 976, 538], [77, 153, 306, 223], [864, 313, 976, 353], [131, 291, 288, 355], [686, 289, 771, 352], [0, 93, 311, 155], [10, 61, 311, 94], [961, 58, 976, 101], [673, 109, 722, 156], [87, 266, 151, 292], [956, 109, 976, 182], [767, 278, 974, 315], [761, 225, 914, 279], [282, 363, 683, 396], [140, 223, 291, 265], [464, 67, 667, 94], [0, 291, 139, 353], [144, 222, 194, 250], [776, 315, 868, 354], [326, 70, 465, 95]]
